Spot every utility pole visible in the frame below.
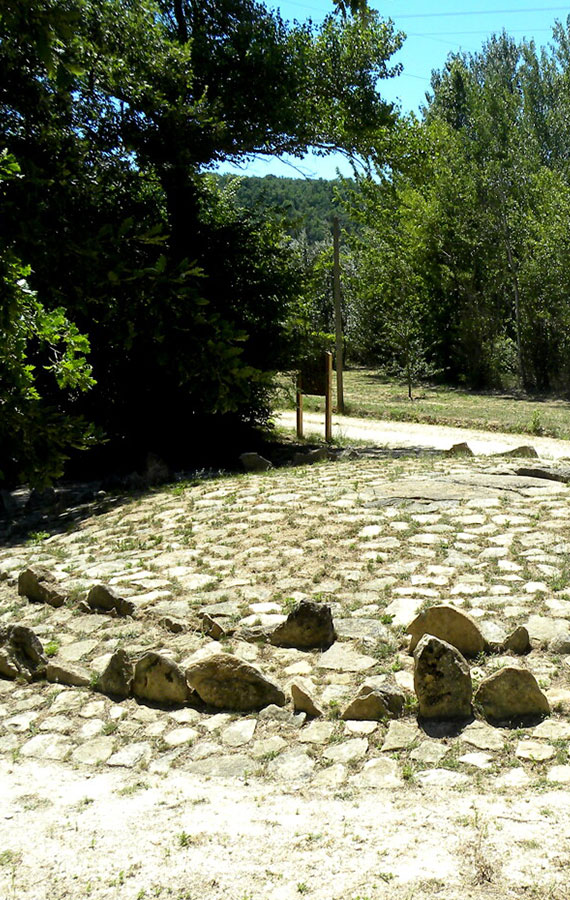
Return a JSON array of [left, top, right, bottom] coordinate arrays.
[[333, 216, 344, 414]]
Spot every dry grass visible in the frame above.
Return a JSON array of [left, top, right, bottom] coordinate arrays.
[[275, 369, 570, 439]]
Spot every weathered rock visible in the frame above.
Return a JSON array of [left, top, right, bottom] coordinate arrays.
[[133, 652, 189, 705], [239, 452, 272, 472], [414, 634, 472, 719], [269, 600, 335, 650], [97, 649, 134, 699], [341, 683, 404, 721], [474, 666, 550, 722], [549, 632, 570, 654], [186, 652, 285, 711], [290, 678, 323, 717], [46, 661, 91, 687], [407, 605, 486, 657], [17, 565, 66, 608], [292, 448, 329, 466], [201, 614, 227, 640], [445, 442, 473, 457], [0, 625, 47, 682], [498, 445, 538, 458], [503, 625, 531, 655], [159, 616, 187, 635], [87, 584, 135, 618]]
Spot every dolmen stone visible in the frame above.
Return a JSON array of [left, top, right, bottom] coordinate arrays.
[[414, 634, 472, 720], [133, 652, 189, 705], [503, 625, 531, 655], [18, 565, 67, 608], [239, 452, 272, 472], [0, 625, 47, 682], [270, 600, 335, 650], [445, 442, 473, 457], [474, 667, 550, 722], [290, 677, 323, 718], [407, 604, 486, 657], [186, 652, 286, 711], [97, 649, 134, 699], [87, 584, 135, 618], [341, 683, 404, 721]]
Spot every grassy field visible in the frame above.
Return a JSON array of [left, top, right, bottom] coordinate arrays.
[[276, 368, 570, 440]]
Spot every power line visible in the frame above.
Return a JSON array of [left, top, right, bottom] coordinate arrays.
[[395, 6, 569, 19], [414, 28, 553, 35]]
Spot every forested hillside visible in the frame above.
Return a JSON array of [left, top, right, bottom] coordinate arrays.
[[214, 175, 350, 243]]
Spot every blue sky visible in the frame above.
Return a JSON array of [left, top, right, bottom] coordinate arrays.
[[218, 1, 570, 180]]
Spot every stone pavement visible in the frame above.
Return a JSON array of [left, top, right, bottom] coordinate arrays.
[[1, 454, 570, 795]]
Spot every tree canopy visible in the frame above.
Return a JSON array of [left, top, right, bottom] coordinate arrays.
[[0, 0, 403, 486]]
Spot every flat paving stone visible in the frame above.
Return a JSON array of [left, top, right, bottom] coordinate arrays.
[[351, 757, 401, 788], [381, 721, 420, 752], [266, 750, 315, 781], [317, 643, 377, 673], [220, 719, 256, 748], [19, 734, 72, 761], [186, 754, 253, 778], [298, 721, 336, 744], [460, 722, 506, 752], [163, 727, 199, 748], [515, 740, 555, 761], [323, 738, 368, 764], [410, 741, 448, 765], [107, 742, 152, 768], [71, 736, 115, 765]]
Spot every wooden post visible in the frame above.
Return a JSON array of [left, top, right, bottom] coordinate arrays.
[[333, 216, 344, 414], [325, 351, 333, 443], [296, 373, 303, 439]]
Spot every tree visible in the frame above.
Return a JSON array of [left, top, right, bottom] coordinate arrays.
[[1, 0, 404, 484]]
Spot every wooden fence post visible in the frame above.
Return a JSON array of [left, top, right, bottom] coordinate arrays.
[[325, 351, 333, 443], [296, 373, 303, 439]]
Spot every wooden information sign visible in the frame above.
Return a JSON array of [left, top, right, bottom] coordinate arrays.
[[296, 351, 333, 442]]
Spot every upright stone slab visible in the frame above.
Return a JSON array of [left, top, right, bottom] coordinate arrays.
[[133, 652, 189, 705], [0, 625, 47, 682], [341, 684, 404, 721], [97, 649, 134, 699], [18, 565, 66, 608], [270, 600, 335, 650], [414, 634, 472, 719], [87, 584, 135, 618], [186, 652, 285, 711], [407, 605, 486, 657]]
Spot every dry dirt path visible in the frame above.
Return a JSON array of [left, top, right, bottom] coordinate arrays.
[[2, 455, 570, 899], [276, 410, 570, 458]]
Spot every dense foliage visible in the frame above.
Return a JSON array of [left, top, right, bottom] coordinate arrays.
[[214, 174, 351, 243], [0, 0, 402, 485], [347, 28, 570, 393]]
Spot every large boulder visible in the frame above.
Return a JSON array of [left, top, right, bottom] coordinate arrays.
[[414, 634, 472, 720], [341, 683, 404, 721], [270, 600, 335, 650], [18, 565, 67, 608], [87, 584, 135, 618], [97, 649, 134, 699], [474, 667, 550, 722], [133, 652, 189, 705], [407, 605, 486, 657], [186, 652, 286, 711], [0, 625, 47, 682]]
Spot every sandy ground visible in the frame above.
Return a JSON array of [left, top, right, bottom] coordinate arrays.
[[2, 436, 570, 899], [2, 757, 570, 900], [276, 411, 570, 458]]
